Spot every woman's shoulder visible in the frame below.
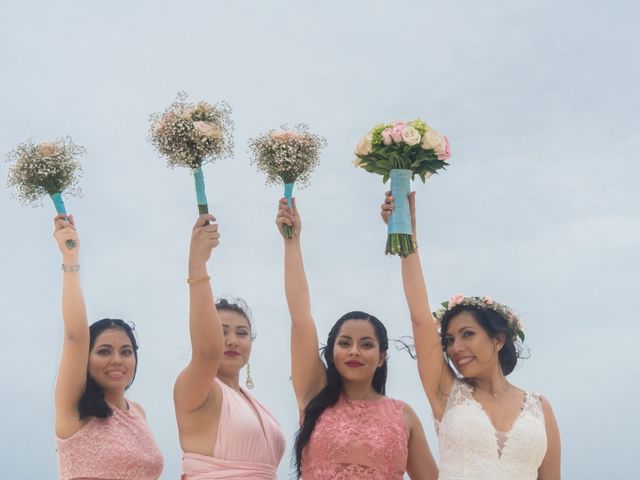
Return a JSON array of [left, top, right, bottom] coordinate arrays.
[[127, 399, 147, 419]]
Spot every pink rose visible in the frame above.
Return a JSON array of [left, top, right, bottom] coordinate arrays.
[[37, 142, 61, 157], [271, 131, 297, 142], [382, 128, 393, 146], [193, 121, 222, 140], [391, 123, 405, 143], [437, 136, 451, 161], [449, 293, 465, 307], [483, 296, 493, 305]]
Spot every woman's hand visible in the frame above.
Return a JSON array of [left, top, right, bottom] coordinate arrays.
[[276, 197, 301, 237], [381, 191, 417, 239], [53, 215, 79, 261], [188, 214, 220, 267]]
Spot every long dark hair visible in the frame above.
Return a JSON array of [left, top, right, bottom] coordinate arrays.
[[440, 305, 520, 376], [292, 311, 389, 478], [78, 318, 139, 420]]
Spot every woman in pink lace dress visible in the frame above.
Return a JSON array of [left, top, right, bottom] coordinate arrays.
[[174, 215, 285, 479], [276, 199, 438, 480], [52, 215, 163, 480], [382, 192, 561, 480]]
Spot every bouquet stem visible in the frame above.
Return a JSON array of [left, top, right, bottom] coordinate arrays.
[[281, 182, 295, 239], [50, 192, 76, 250], [193, 166, 210, 224], [386, 169, 414, 257]]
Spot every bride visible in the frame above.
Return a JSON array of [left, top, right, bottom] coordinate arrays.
[[382, 192, 561, 480]]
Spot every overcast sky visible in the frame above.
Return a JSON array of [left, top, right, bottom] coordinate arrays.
[[1, 1, 638, 478]]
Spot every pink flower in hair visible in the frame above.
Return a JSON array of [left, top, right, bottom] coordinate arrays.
[[449, 293, 465, 306], [484, 296, 493, 305]]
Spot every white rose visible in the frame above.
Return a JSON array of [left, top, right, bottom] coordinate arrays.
[[354, 133, 373, 156], [402, 126, 421, 146], [421, 129, 446, 156], [193, 121, 222, 140]]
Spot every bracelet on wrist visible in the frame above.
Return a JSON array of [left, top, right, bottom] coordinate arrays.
[[62, 264, 80, 273], [187, 275, 210, 285]]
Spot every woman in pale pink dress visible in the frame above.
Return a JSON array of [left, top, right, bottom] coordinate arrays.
[[276, 199, 438, 480], [53, 215, 163, 480], [175, 215, 285, 480]]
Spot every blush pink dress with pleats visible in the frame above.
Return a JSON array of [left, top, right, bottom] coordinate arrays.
[[302, 394, 409, 480], [181, 378, 286, 480], [56, 401, 164, 480]]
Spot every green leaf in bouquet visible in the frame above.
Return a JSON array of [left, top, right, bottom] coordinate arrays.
[[382, 172, 389, 183]]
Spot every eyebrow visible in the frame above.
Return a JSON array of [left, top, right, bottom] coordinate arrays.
[[338, 335, 375, 341], [95, 343, 133, 349], [221, 324, 250, 330]]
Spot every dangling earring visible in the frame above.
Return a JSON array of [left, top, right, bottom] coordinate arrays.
[[245, 363, 255, 389]]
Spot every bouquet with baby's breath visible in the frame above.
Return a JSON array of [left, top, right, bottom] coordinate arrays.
[[354, 119, 451, 256], [249, 124, 326, 238], [6, 137, 84, 249], [149, 91, 234, 215]]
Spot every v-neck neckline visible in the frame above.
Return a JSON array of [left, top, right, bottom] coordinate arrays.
[[236, 385, 269, 445], [468, 385, 528, 458]]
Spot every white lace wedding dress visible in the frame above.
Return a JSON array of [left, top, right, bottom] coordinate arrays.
[[436, 379, 547, 480]]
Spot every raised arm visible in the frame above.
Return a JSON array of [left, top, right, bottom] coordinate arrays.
[[53, 214, 90, 438], [538, 397, 561, 480], [174, 214, 223, 413], [382, 192, 452, 419], [276, 198, 326, 411]]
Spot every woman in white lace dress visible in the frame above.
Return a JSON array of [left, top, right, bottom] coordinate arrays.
[[382, 192, 561, 480]]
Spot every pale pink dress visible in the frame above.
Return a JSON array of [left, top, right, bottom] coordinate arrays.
[[302, 394, 409, 479], [56, 401, 164, 480], [181, 378, 286, 480]]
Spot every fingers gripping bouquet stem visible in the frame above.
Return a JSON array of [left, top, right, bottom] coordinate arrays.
[[7, 137, 85, 250], [149, 92, 234, 220], [249, 124, 326, 239], [354, 119, 451, 256]]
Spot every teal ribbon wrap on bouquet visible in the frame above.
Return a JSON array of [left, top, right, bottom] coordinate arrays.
[[50, 192, 76, 250], [281, 182, 295, 239], [193, 166, 209, 215], [386, 169, 414, 256]]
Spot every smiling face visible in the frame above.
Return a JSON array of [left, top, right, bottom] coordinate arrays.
[[332, 319, 386, 385], [88, 328, 137, 392], [217, 310, 253, 378], [443, 311, 504, 379]]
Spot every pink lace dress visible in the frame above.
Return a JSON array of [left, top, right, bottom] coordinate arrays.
[[302, 394, 409, 480], [56, 401, 164, 480]]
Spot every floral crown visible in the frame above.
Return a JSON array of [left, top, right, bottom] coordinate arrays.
[[432, 294, 525, 342]]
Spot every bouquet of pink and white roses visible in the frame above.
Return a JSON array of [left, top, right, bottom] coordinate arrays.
[[7, 137, 85, 249], [249, 124, 326, 238], [354, 119, 451, 256], [149, 92, 234, 216]]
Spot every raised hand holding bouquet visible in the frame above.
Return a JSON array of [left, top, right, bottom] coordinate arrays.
[[149, 91, 234, 216], [354, 119, 451, 256], [249, 124, 326, 238], [7, 137, 84, 249]]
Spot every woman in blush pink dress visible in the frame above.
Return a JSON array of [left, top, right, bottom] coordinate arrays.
[[53, 215, 163, 480], [276, 199, 438, 480], [175, 215, 285, 480]]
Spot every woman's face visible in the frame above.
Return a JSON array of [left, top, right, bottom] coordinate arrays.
[[218, 310, 252, 377], [88, 328, 137, 392], [333, 319, 385, 385], [443, 311, 502, 378]]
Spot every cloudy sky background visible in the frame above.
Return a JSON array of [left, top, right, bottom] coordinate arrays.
[[1, 1, 638, 478]]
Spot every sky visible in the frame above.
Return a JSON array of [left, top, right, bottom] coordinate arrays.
[[1, 0, 638, 478]]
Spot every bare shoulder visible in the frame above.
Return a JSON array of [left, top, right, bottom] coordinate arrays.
[[401, 401, 423, 430]]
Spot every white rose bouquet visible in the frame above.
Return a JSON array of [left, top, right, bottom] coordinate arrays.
[[249, 124, 327, 238], [6, 137, 85, 249], [149, 91, 234, 216], [354, 119, 451, 256]]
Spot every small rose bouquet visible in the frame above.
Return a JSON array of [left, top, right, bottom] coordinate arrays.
[[149, 91, 234, 216], [6, 137, 84, 249], [249, 124, 327, 238], [354, 119, 451, 256]]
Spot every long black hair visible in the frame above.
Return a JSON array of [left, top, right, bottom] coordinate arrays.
[[78, 318, 139, 420], [292, 311, 389, 478], [440, 305, 520, 376]]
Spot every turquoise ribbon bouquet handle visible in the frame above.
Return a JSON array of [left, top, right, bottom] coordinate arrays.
[[193, 166, 211, 225], [50, 192, 76, 250], [386, 169, 415, 255], [281, 182, 295, 238]]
